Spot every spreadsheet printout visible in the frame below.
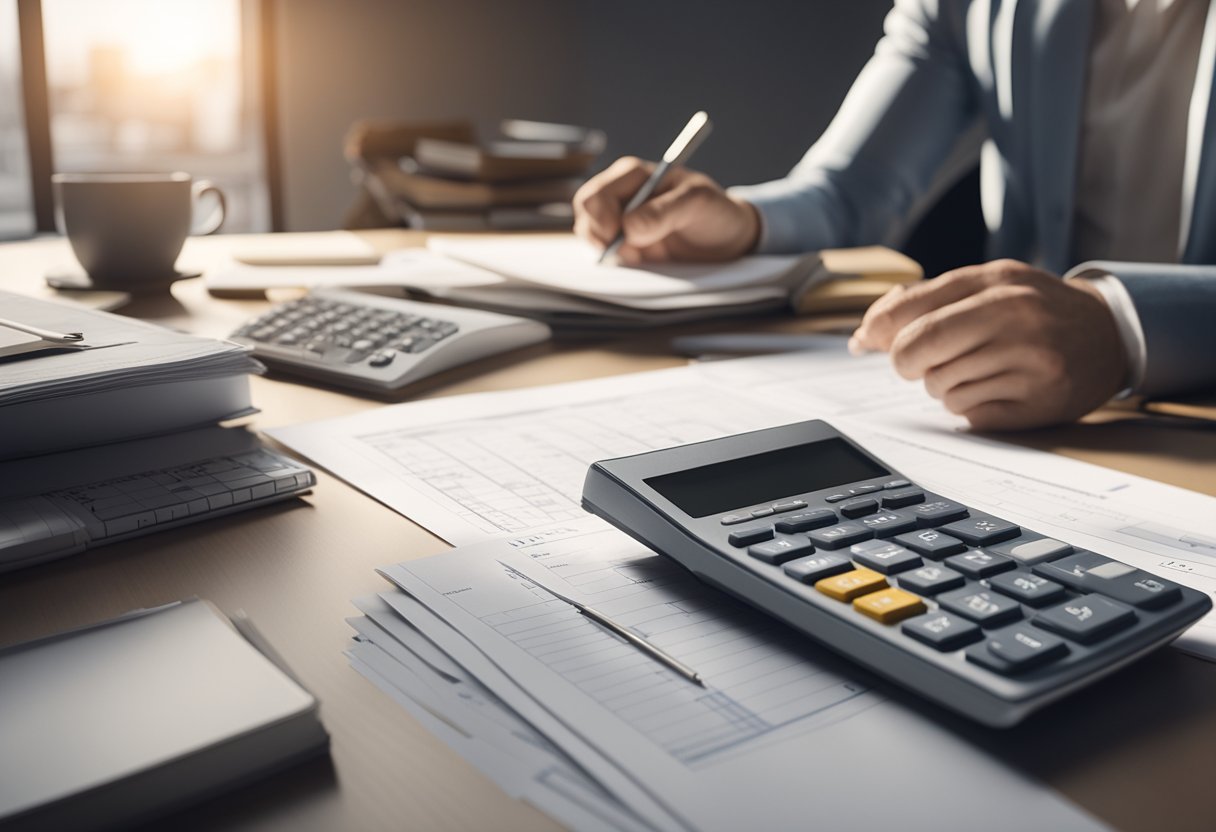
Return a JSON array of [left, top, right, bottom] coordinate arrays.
[[270, 351, 1216, 658], [377, 521, 1108, 832]]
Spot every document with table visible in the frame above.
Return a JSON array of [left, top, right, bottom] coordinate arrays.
[[271, 348, 1216, 662]]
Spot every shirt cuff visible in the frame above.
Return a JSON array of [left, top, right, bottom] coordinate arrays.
[[1064, 268, 1148, 397]]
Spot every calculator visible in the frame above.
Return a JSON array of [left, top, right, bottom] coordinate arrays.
[[230, 288, 550, 394], [581, 420, 1211, 726]]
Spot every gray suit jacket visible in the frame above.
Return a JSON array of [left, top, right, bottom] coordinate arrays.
[[732, 0, 1216, 397]]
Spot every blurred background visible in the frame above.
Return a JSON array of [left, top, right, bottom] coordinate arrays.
[[4, 0, 959, 241]]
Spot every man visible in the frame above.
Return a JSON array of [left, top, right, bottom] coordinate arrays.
[[573, 0, 1216, 430]]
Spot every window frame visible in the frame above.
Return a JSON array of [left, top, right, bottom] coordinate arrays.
[[13, 0, 281, 234]]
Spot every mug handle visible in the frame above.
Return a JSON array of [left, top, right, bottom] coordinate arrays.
[[191, 179, 227, 235]]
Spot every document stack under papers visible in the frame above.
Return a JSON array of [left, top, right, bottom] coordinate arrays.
[[0, 291, 262, 459], [206, 235, 921, 329]]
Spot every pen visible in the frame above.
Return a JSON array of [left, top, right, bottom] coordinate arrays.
[[597, 110, 713, 264], [0, 316, 84, 343], [500, 562, 705, 686]]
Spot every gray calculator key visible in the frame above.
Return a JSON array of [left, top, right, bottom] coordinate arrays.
[[902, 612, 982, 651], [987, 536, 1073, 565], [898, 564, 966, 596], [882, 479, 911, 490], [839, 498, 879, 518], [807, 522, 873, 550], [751, 507, 776, 518], [1031, 550, 1110, 589], [938, 516, 1021, 546], [728, 526, 775, 547], [1098, 573, 1183, 610], [859, 510, 918, 537], [894, 528, 968, 559], [945, 550, 1017, 579], [1032, 594, 1137, 644], [850, 485, 881, 496], [881, 488, 925, 508], [749, 536, 815, 565], [938, 588, 1023, 626], [775, 509, 837, 533], [966, 624, 1068, 674], [772, 500, 807, 513], [911, 500, 969, 526], [720, 513, 750, 526], [986, 571, 1067, 606], [849, 540, 922, 575], [783, 553, 852, 584]]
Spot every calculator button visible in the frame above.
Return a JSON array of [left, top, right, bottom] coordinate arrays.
[[750, 507, 776, 518], [944, 550, 1016, 579], [986, 571, 1067, 607], [839, 498, 879, 518], [748, 536, 814, 565], [902, 612, 982, 650], [987, 536, 1073, 566], [720, 513, 751, 526], [897, 564, 966, 596], [849, 540, 923, 575], [1098, 573, 1183, 610], [775, 509, 837, 533], [882, 479, 912, 490], [1032, 594, 1137, 644], [783, 553, 852, 584], [966, 624, 1069, 674], [369, 350, 397, 367], [825, 493, 850, 503], [937, 588, 1022, 626], [859, 510, 918, 537], [815, 568, 887, 601], [881, 488, 925, 508], [772, 500, 807, 514], [911, 500, 969, 526], [854, 588, 927, 624], [807, 522, 873, 550], [894, 529, 967, 559], [728, 527, 774, 547], [938, 516, 1021, 546], [1031, 550, 1107, 589], [850, 484, 881, 496]]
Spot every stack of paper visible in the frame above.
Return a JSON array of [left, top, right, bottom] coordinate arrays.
[[347, 519, 1107, 832], [205, 236, 921, 329], [0, 292, 261, 459]]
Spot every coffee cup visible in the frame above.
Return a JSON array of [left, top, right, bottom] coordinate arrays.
[[52, 172, 226, 291]]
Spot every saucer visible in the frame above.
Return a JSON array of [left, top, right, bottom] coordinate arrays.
[[45, 269, 202, 295]]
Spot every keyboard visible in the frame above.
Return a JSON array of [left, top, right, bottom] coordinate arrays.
[[0, 429, 315, 573], [230, 288, 551, 393], [581, 419, 1212, 726]]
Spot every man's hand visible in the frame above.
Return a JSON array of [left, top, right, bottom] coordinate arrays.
[[572, 156, 760, 264], [849, 260, 1128, 430]]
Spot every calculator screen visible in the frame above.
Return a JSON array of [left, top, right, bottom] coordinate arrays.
[[645, 438, 888, 518]]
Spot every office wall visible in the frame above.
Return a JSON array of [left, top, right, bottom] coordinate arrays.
[[273, 0, 892, 231]]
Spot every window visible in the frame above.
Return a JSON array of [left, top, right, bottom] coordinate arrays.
[[0, 0, 35, 239], [12, 0, 272, 235]]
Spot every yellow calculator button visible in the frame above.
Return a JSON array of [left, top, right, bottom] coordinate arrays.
[[853, 587, 927, 624], [815, 568, 887, 602]]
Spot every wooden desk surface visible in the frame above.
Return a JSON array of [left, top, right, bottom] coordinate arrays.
[[1, 232, 1214, 832]]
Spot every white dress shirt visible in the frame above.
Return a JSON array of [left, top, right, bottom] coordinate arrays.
[[1069, 0, 1208, 393]]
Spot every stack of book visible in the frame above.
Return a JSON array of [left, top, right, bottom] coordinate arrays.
[[345, 119, 605, 231]]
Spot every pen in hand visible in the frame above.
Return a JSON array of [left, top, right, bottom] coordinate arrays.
[[597, 111, 713, 264]]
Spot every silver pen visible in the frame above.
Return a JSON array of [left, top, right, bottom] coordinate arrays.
[[501, 562, 704, 686], [0, 316, 84, 343], [597, 111, 713, 264]]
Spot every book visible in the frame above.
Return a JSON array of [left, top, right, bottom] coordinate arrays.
[[413, 137, 600, 182], [0, 291, 262, 460], [369, 159, 582, 210], [0, 600, 328, 831]]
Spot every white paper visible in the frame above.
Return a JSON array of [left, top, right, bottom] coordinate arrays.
[[427, 235, 809, 300], [376, 521, 1108, 832], [271, 350, 1216, 660]]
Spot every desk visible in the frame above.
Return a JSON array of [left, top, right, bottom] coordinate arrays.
[[1, 231, 1214, 832]]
